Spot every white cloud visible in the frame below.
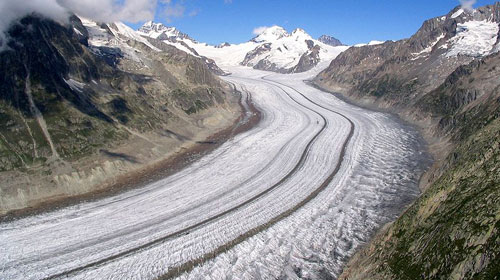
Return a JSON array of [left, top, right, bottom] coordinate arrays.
[[0, 0, 69, 51], [163, 2, 185, 22], [0, 0, 158, 51], [188, 9, 200, 17], [253, 26, 270, 36], [459, 0, 476, 11], [58, 0, 157, 23]]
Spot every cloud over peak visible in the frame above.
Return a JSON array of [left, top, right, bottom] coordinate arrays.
[[0, 0, 157, 50], [459, 0, 476, 11], [252, 26, 270, 36], [59, 0, 157, 23]]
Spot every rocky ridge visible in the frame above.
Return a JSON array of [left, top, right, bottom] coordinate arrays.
[[137, 21, 227, 75], [316, 4, 500, 108], [318, 35, 344, 47]]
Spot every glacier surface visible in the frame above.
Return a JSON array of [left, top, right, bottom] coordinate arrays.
[[0, 63, 429, 280]]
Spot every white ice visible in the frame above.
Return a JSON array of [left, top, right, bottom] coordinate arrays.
[[446, 20, 499, 57]]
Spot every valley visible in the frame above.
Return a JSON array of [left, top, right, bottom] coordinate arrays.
[[0, 64, 429, 279], [0, 2, 499, 279]]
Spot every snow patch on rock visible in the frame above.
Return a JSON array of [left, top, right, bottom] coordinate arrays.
[[451, 8, 464, 19], [354, 40, 385, 47], [64, 78, 85, 93], [411, 34, 445, 59], [79, 17, 160, 63]]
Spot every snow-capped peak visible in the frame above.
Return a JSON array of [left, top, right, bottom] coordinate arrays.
[[139, 21, 170, 34], [142, 20, 154, 28], [292, 28, 306, 35], [291, 28, 312, 40], [137, 21, 189, 41], [253, 26, 289, 42]]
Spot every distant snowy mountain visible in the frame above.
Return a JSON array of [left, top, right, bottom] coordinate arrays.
[[138, 21, 193, 41], [82, 18, 349, 74], [138, 22, 349, 73], [241, 26, 340, 73], [318, 35, 344, 47], [78, 18, 226, 75]]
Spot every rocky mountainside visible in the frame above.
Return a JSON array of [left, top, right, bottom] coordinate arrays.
[[137, 21, 226, 75], [0, 15, 240, 214], [316, 4, 500, 108], [318, 35, 344, 47], [138, 22, 348, 73], [314, 3, 500, 279]]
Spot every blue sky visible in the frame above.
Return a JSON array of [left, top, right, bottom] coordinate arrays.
[[127, 0, 498, 45]]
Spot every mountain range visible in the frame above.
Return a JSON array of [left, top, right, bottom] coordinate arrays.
[[137, 22, 348, 73]]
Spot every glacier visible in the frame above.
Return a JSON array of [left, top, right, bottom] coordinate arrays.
[[0, 61, 430, 279]]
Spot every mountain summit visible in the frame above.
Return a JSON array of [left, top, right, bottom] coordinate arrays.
[[318, 35, 344, 47], [138, 21, 192, 41], [240, 25, 348, 73], [252, 26, 289, 42]]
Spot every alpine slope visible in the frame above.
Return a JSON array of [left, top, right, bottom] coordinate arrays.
[[0, 24, 430, 280]]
